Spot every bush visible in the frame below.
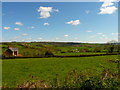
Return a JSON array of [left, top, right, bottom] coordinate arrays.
[[45, 50, 54, 57], [93, 47, 101, 52], [107, 45, 114, 54]]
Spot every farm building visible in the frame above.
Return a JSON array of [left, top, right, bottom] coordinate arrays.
[[5, 47, 19, 56]]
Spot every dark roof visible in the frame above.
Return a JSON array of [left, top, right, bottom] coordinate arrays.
[[9, 47, 18, 51]]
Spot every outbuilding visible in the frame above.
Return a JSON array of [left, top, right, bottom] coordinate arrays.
[[5, 47, 18, 56]]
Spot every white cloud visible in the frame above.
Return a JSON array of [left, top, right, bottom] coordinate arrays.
[[37, 6, 59, 19], [64, 34, 69, 37], [53, 9, 59, 12], [3, 27, 10, 30], [99, 0, 117, 14], [74, 37, 78, 40], [14, 28, 20, 31], [28, 26, 35, 29], [27, 38, 32, 40], [66, 20, 80, 26], [31, 26, 35, 29], [21, 39, 25, 42], [85, 10, 90, 14], [100, 0, 118, 3], [90, 35, 96, 38], [100, 0, 116, 7], [86, 30, 92, 32], [15, 22, 23, 26], [102, 34, 106, 37], [99, 6, 117, 14], [97, 33, 103, 34], [22, 33, 28, 36], [101, 2, 114, 7], [112, 33, 118, 35], [38, 38, 42, 40], [44, 23, 49, 26], [14, 36, 20, 39], [55, 37, 59, 40]]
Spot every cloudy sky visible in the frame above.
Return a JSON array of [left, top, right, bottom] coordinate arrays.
[[2, 1, 118, 43]]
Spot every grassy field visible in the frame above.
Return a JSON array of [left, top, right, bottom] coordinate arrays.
[[1, 42, 119, 58], [54, 52, 106, 56], [2, 55, 118, 87]]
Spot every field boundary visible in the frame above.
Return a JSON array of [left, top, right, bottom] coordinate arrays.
[[54, 53, 118, 57], [2, 53, 118, 59]]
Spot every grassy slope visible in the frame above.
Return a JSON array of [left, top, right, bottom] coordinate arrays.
[[2, 55, 118, 87], [1, 42, 111, 56]]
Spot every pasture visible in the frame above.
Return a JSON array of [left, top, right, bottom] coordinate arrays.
[[1, 42, 119, 59], [2, 55, 118, 87]]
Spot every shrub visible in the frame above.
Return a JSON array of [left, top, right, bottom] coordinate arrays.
[[45, 50, 54, 57], [93, 47, 101, 52], [107, 45, 114, 54]]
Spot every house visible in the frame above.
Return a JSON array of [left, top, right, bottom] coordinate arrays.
[[5, 47, 18, 56]]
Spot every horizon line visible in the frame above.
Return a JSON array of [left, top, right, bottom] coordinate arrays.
[[1, 41, 119, 44]]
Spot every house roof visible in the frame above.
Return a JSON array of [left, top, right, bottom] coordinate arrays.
[[9, 47, 18, 51]]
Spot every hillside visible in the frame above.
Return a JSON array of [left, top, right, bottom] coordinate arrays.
[[1, 42, 119, 58]]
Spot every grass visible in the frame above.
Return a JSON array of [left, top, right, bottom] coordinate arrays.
[[54, 52, 106, 56], [2, 55, 118, 87]]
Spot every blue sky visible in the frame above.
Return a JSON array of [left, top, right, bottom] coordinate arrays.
[[2, 2, 118, 43]]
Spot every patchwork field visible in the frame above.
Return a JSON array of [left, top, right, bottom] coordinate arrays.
[[2, 55, 119, 87], [1, 42, 119, 58]]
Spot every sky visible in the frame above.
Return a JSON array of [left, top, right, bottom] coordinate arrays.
[[2, 1, 118, 43]]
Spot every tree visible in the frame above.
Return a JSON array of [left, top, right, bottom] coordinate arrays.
[[45, 50, 54, 57], [107, 45, 114, 53], [93, 47, 101, 52], [107, 40, 118, 45]]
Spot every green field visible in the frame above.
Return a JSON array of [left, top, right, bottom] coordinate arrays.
[[2, 55, 118, 87], [1, 42, 119, 58], [54, 52, 106, 56]]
